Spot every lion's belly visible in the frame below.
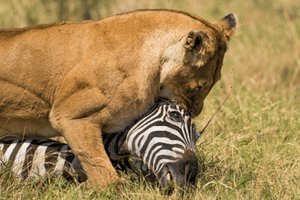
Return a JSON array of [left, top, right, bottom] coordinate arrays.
[[0, 79, 58, 137], [0, 117, 58, 138]]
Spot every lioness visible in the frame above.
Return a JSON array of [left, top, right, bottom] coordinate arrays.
[[0, 9, 237, 187]]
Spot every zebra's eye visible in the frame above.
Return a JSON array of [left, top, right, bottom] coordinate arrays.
[[168, 111, 183, 122]]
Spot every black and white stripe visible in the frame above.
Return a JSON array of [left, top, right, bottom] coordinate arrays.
[[0, 138, 85, 181], [0, 133, 130, 182]]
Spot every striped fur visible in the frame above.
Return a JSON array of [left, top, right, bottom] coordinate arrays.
[[0, 133, 129, 182], [0, 138, 86, 181]]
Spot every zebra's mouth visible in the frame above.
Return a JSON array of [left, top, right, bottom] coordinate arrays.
[[166, 172, 172, 182], [158, 165, 175, 188]]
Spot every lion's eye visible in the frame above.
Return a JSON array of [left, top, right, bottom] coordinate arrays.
[[168, 111, 183, 122]]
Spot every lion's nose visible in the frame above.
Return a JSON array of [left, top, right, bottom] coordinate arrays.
[[190, 102, 203, 117]]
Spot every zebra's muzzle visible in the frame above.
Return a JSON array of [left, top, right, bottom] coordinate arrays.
[[157, 150, 198, 189], [156, 164, 173, 189]]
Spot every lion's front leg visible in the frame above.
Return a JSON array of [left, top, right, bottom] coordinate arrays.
[[49, 85, 120, 188], [57, 119, 119, 187]]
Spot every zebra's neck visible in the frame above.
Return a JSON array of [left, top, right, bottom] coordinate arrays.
[[102, 131, 129, 161]]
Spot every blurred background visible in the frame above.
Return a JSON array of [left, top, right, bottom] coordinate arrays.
[[0, 0, 299, 198]]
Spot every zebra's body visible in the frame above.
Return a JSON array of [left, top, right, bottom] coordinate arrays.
[[0, 101, 200, 187], [0, 133, 129, 182], [0, 138, 86, 181]]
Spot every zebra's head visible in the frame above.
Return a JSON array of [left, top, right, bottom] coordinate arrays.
[[120, 100, 200, 188]]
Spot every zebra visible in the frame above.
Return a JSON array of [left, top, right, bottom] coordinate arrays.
[[0, 100, 201, 188], [123, 100, 200, 188]]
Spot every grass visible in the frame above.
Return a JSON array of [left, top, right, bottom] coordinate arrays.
[[0, 0, 299, 199]]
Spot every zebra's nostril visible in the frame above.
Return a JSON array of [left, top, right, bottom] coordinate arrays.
[[180, 150, 198, 184], [185, 160, 190, 167], [184, 161, 190, 174], [184, 161, 193, 181]]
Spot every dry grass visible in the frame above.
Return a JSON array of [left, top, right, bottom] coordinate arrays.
[[0, 0, 299, 199]]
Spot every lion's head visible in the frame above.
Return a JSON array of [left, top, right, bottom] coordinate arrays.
[[159, 13, 238, 117]]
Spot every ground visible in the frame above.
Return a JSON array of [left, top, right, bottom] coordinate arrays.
[[0, 0, 299, 199]]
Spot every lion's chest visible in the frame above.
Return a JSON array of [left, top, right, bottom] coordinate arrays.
[[101, 93, 155, 134]]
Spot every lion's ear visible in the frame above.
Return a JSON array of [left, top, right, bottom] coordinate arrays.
[[214, 13, 239, 40], [185, 30, 208, 53]]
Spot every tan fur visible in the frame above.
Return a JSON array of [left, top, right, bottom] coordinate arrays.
[[0, 9, 237, 188]]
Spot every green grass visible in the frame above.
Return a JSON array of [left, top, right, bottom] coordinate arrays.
[[0, 0, 299, 199]]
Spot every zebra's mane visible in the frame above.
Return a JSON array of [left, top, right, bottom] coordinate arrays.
[[118, 98, 183, 136], [146, 98, 184, 116]]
